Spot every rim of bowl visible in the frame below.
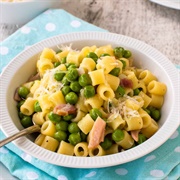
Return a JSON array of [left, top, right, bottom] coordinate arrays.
[[0, 31, 179, 168]]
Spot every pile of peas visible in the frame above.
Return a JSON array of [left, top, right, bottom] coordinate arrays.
[[16, 46, 161, 150]]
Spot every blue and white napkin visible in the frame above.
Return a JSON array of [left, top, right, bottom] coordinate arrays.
[[0, 9, 180, 180]]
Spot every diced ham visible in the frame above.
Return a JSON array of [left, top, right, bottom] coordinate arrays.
[[14, 87, 21, 101], [120, 78, 133, 88], [53, 104, 77, 116], [131, 130, 140, 142], [88, 117, 106, 149]]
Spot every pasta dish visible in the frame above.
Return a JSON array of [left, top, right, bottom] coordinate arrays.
[[14, 45, 167, 157]]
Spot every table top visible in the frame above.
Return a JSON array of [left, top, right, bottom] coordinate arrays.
[[0, 0, 180, 65]]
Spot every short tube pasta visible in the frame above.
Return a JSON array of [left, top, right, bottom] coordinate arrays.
[[34, 134, 46, 146], [79, 58, 96, 73], [141, 119, 158, 138], [147, 80, 167, 96], [48, 91, 66, 106], [41, 121, 56, 137], [138, 108, 151, 128], [32, 112, 46, 126], [89, 69, 106, 86], [15, 44, 167, 157], [105, 144, 119, 155], [88, 145, 105, 157], [74, 142, 89, 157], [96, 56, 117, 74], [125, 116, 143, 131], [139, 70, 157, 85], [139, 91, 152, 108], [105, 74, 120, 91], [57, 141, 74, 156], [20, 97, 36, 116], [40, 48, 56, 61], [84, 94, 103, 109], [97, 84, 115, 101], [37, 58, 54, 76], [116, 130, 134, 149], [107, 114, 125, 130], [149, 94, 164, 109], [41, 136, 59, 152], [78, 114, 94, 134]]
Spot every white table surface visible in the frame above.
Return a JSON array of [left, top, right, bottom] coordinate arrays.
[[0, 0, 179, 179]]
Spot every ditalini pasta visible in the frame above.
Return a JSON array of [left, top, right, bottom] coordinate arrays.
[[14, 44, 167, 157]]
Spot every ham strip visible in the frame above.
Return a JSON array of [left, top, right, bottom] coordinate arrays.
[[120, 78, 133, 89], [53, 104, 77, 116], [88, 117, 106, 149], [131, 130, 140, 142]]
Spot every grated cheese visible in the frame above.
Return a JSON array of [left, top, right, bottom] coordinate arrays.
[[33, 68, 64, 98]]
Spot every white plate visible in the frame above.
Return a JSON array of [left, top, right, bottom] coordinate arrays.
[[0, 32, 179, 168], [150, 0, 180, 10]]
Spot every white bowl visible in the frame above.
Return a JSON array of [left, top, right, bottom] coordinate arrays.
[[0, 0, 57, 24], [0, 32, 179, 168]]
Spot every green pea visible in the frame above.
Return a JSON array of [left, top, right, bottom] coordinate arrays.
[[151, 109, 161, 121], [61, 86, 71, 96], [123, 50, 132, 58], [100, 137, 112, 150], [54, 62, 61, 68], [18, 111, 24, 119], [63, 114, 75, 121], [80, 132, 87, 142], [137, 134, 146, 144], [84, 85, 95, 98], [56, 49, 62, 54], [133, 88, 141, 96], [143, 108, 151, 115], [120, 59, 126, 69], [54, 131, 67, 141], [62, 76, 70, 85], [70, 81, 82, 93], [68, 122, 80, 133], [109, 68, 120, 77], [114, 47, 124, 58], [65, 92, 78, 104], [147, 106, 156, 116], [86, 52, 98, 62], [61, 57, 66, 64], [67, 64, 77, 70], [68, 132, 81, 145], [147, 106, 156, 113], [100, 53, 110, 57], [66, 69, 79, 82], [54, 71, 65, 81], [17, 100, 25, 109], [18, 86, 30, 99], [115, 86, 125, 98], [78, 74, 92, 87], [112, 129, 124, 142], [90, 108, 102, 120], [21, 116, 33, 128], [48, 112, 61, 123], [55, 121, 69, 131], [34, 101, 42, 112]]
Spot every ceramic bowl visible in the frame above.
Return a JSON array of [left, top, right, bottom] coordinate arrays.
[[0, 32, 179, 168], [0, 0, 57, 24]]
